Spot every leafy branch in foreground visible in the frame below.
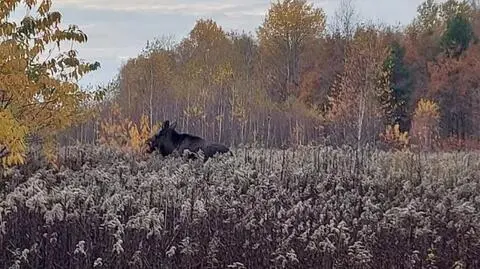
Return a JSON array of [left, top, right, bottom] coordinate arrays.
[[0, 0, 100, 168]]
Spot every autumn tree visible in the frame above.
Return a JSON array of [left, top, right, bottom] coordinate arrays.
[[401, 0, 477, 142], [408, 0, 474, 58], [427, 42, 480, 139], [402, 0, 446, 90], [329, 0, 359, 40], [118, 45, 175, 125], [227, 32, 262, 144], [415, 0, 480, 140], [326, 25, 391, 147], [258, 0, 326, 102], [173, 19, 234, 139], [58, 0, 480, 151], [405, 0, 472, 62], [98, 102, 158, 153], [382, 40, 413, 131], [440, 4, 476, 57], [0, 0, 100, 167], [410, 98, 440, 150]]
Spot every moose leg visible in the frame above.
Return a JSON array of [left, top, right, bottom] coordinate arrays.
[[177, 148, 199, 161], [186, 152, 198, 160]]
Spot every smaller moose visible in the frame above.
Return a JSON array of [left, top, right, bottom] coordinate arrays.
[[145, 120, 232, 161]]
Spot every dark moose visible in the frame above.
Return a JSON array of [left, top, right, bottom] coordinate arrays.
[[145, 120, 232, 161]]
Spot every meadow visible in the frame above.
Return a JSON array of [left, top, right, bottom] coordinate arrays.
[[1, 145, 479, 268], [3, 0, 480, 268]]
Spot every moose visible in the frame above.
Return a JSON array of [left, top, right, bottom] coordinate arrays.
[[145, 120, 232, 161]]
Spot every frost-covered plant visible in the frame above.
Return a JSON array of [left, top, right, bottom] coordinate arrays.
[[0, 144, 479, 268]]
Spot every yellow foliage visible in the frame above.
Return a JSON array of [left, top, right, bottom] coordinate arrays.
[[259, 0, 326, 44], [414, 98, 440, 120], [175, 18, 233, 104], [127, 114, 155, 151], [98, 104, 157, 153], [380, 124, 409, 150], [213, 62, 234, 85], [411, 98, 440, 150], [128, 125, 142, 150], [0, 110, 28, 167], [0, 0, 100, 167], [98, 103, 132, 150]]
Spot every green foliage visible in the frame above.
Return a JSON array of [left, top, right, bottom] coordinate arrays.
[[441, 13, 476, 57], [414, 0, 473, 34], [415, 0, 441, 33], [382, 41, 413, 130]]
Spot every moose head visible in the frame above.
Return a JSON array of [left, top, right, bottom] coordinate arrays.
[[145, 120, 177, 156]]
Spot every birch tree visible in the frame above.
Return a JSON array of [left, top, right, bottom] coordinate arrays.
[[258, 0, 326, 102], [326, 25, 391, 147]]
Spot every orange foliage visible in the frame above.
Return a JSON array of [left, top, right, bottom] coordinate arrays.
[[325, 25, 391, 145], [380, 124, 409, 151], [426, 43, 480, 139], [98, 103, 159, 154], [428, 44, 480, 96]]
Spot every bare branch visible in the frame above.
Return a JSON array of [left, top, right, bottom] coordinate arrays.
[[329, 0, 360, 39]]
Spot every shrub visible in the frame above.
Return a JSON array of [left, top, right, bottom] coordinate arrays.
[[380, 123, 409, 150], [98, 103, 159, 154]]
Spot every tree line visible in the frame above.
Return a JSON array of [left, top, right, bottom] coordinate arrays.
[[68, 0, 480, 152]]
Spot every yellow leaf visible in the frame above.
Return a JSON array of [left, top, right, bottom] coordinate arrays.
[[0, 0, 101, 168]]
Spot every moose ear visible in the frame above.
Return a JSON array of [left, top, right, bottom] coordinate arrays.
[[170, 121, 177, 129], [163, 120, 170, 129]]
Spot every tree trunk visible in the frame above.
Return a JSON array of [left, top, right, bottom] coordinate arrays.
[[357, 89, 366, 150]]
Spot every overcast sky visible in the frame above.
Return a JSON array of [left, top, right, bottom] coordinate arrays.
[[42, 0, 435, 87]]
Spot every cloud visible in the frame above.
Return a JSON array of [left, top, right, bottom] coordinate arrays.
[[77, 47, 137, 60], [54, 0, 253, 15], [52, 0, 428, 88], [223, 9, 266, 18]]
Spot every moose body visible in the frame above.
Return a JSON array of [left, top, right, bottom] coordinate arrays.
[[145, 120, 231, 161]]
